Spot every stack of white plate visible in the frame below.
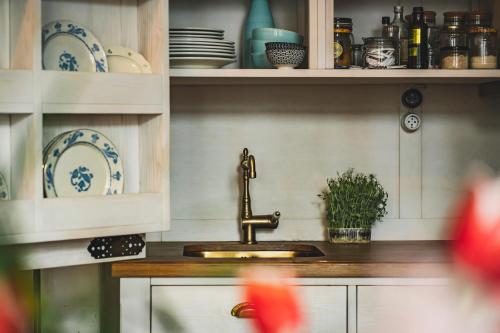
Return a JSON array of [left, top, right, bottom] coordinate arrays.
[[43, 129, 124, 198], [170, 27, 236, 69]]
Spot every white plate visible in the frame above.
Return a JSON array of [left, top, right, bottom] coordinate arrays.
[[170, 52, 236, 59], [0, 172, 9, 200], [170, 38, 234, 45], [44, 129, 124, 198], [170, 45, 235, 51], [170, 47, 236, 55], [170, 57, 236, 69], [170, 31, 224, 36], [170, 27, 224, 33], [42, 20, 108, 72], [105, 46, 152, 74], [170, 34, 224, 40]]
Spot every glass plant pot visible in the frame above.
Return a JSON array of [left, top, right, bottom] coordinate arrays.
[[328, 227, 371, 244]]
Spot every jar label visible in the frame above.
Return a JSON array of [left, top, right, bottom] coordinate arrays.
[[410, 28, 421, 44], [334, 42, 344, 58]]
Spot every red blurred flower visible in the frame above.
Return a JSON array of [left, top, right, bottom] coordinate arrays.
[[451, 178, 500, 297], [242, 269, 303, 333], [0, 279, 27, 333]]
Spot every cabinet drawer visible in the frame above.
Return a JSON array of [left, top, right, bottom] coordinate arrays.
[[357, 286, 448, 333], [151, 285, 347, 333]]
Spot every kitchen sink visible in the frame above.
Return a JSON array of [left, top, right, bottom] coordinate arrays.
[[183, 243, 325, 259]]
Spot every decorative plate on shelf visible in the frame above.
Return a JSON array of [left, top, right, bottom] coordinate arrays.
[[43, 129, 124, 198], [170, 51, 236, 59], [42, 20, 108, 72], [170, 44, 235, 51], [0, 172, 9, 200], [105, 46, 152, 74], [170, 38, 234, 46], [170, 57, 236, 69]]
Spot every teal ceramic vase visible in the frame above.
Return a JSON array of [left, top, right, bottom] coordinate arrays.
[[242, 0, 275, 68]]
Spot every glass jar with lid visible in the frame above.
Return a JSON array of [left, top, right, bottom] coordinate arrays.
[[440, 12, 468, 49], [469, 27, 497, 69], [363, 37, 396, 68], [441, 46, 469, 69], [466, 11, 492, 28], [334, 17, 354, 69], [351, 44, 364, 67]]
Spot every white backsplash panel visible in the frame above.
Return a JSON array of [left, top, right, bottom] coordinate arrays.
[[165, 84, 500, 241]]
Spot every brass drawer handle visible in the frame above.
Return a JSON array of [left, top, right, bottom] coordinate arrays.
[[231, 302, 256, 318]]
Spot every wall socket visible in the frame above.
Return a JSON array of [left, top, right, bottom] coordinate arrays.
[[401, 112, 421, 133]]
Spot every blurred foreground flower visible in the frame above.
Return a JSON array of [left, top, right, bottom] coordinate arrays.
[[242, 269, 303, 333], [451, 177, 500, 300]]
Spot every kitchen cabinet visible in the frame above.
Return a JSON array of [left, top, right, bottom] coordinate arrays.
[[0, 0, 169, 269], [120, 277, 449, 333], [151, 285, 346, 333]]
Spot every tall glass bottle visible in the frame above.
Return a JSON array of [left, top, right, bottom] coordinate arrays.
[[392, 5, 409, 66], [408, 7, 428, 69], [382, 16, 400, 65]]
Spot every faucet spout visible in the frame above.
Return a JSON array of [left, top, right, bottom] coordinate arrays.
[[239, 148, 281, 244]]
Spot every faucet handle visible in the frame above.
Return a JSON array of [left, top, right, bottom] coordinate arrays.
[[248, 155, 256, 179]]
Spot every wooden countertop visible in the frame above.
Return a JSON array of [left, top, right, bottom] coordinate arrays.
[[112, 241, 452, 278]]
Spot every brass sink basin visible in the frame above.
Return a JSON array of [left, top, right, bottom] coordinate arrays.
[[183, 243, 325, 259]]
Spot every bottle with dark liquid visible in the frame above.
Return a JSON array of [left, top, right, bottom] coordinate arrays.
[[408, 7, 428, 69]]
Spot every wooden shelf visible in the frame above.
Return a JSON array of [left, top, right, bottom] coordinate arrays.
[[42, 71, 164, 114], [0, 70, 33, 109], [170, 69, 500, 85]]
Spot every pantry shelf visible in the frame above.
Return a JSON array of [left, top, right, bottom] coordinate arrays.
[[170, 69, 500, 85], [42, 71, 164, 114]]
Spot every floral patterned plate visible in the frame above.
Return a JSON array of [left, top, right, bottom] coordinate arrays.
[[0, 172, 9, 200], [42, 20, 108, 72], [43, 129, 124, 198], [105, 46, 152, 74]]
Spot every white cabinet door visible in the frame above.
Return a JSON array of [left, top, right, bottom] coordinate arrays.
[[151, 285, 347, 333], [357, 286, 449, 333]]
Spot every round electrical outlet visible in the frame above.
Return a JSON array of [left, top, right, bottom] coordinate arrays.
[[402, 112, 421, 132]]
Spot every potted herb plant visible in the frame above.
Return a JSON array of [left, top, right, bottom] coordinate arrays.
[[318, 169, 388, 243]]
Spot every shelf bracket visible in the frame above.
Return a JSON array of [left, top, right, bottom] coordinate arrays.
[[87, 234, 145, 259]]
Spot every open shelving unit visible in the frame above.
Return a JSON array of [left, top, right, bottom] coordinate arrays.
[[168, 0, 500, 92], [0, 0, 170, 263]]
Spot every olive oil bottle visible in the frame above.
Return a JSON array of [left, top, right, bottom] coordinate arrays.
[[408, 7, 428, 69]]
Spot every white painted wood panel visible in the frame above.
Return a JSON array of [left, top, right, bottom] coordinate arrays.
[[422, 86, 500, 219], [0, 70, 33, 103], [0, 200, 35, 236], [41, 193, 164, 232], [357, 285, 489, 333], [41, 72, 163, 106], [121, 278, 151, 333], [14, 237, 145, 269], [170, 85, 400, 221], [151, 285, 347, 333], [163, 218, 447, 242]]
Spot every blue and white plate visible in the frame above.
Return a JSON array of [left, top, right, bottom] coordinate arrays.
[[42, 20, 108, 72], [43, 129, 124, 198], [0, 172, 9, 200]]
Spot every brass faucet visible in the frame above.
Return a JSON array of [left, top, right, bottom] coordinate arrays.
[[240, 148, 280, 244]]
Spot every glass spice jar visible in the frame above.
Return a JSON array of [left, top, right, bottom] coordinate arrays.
[[334, 17, 354, 69], [441, 46, 469, 69], [469, 27, 497, 69], [351, 44, 364, 67], [466, 11, 493, 29], [363, 37, 396, 68], [440, 12, 468, 49]]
